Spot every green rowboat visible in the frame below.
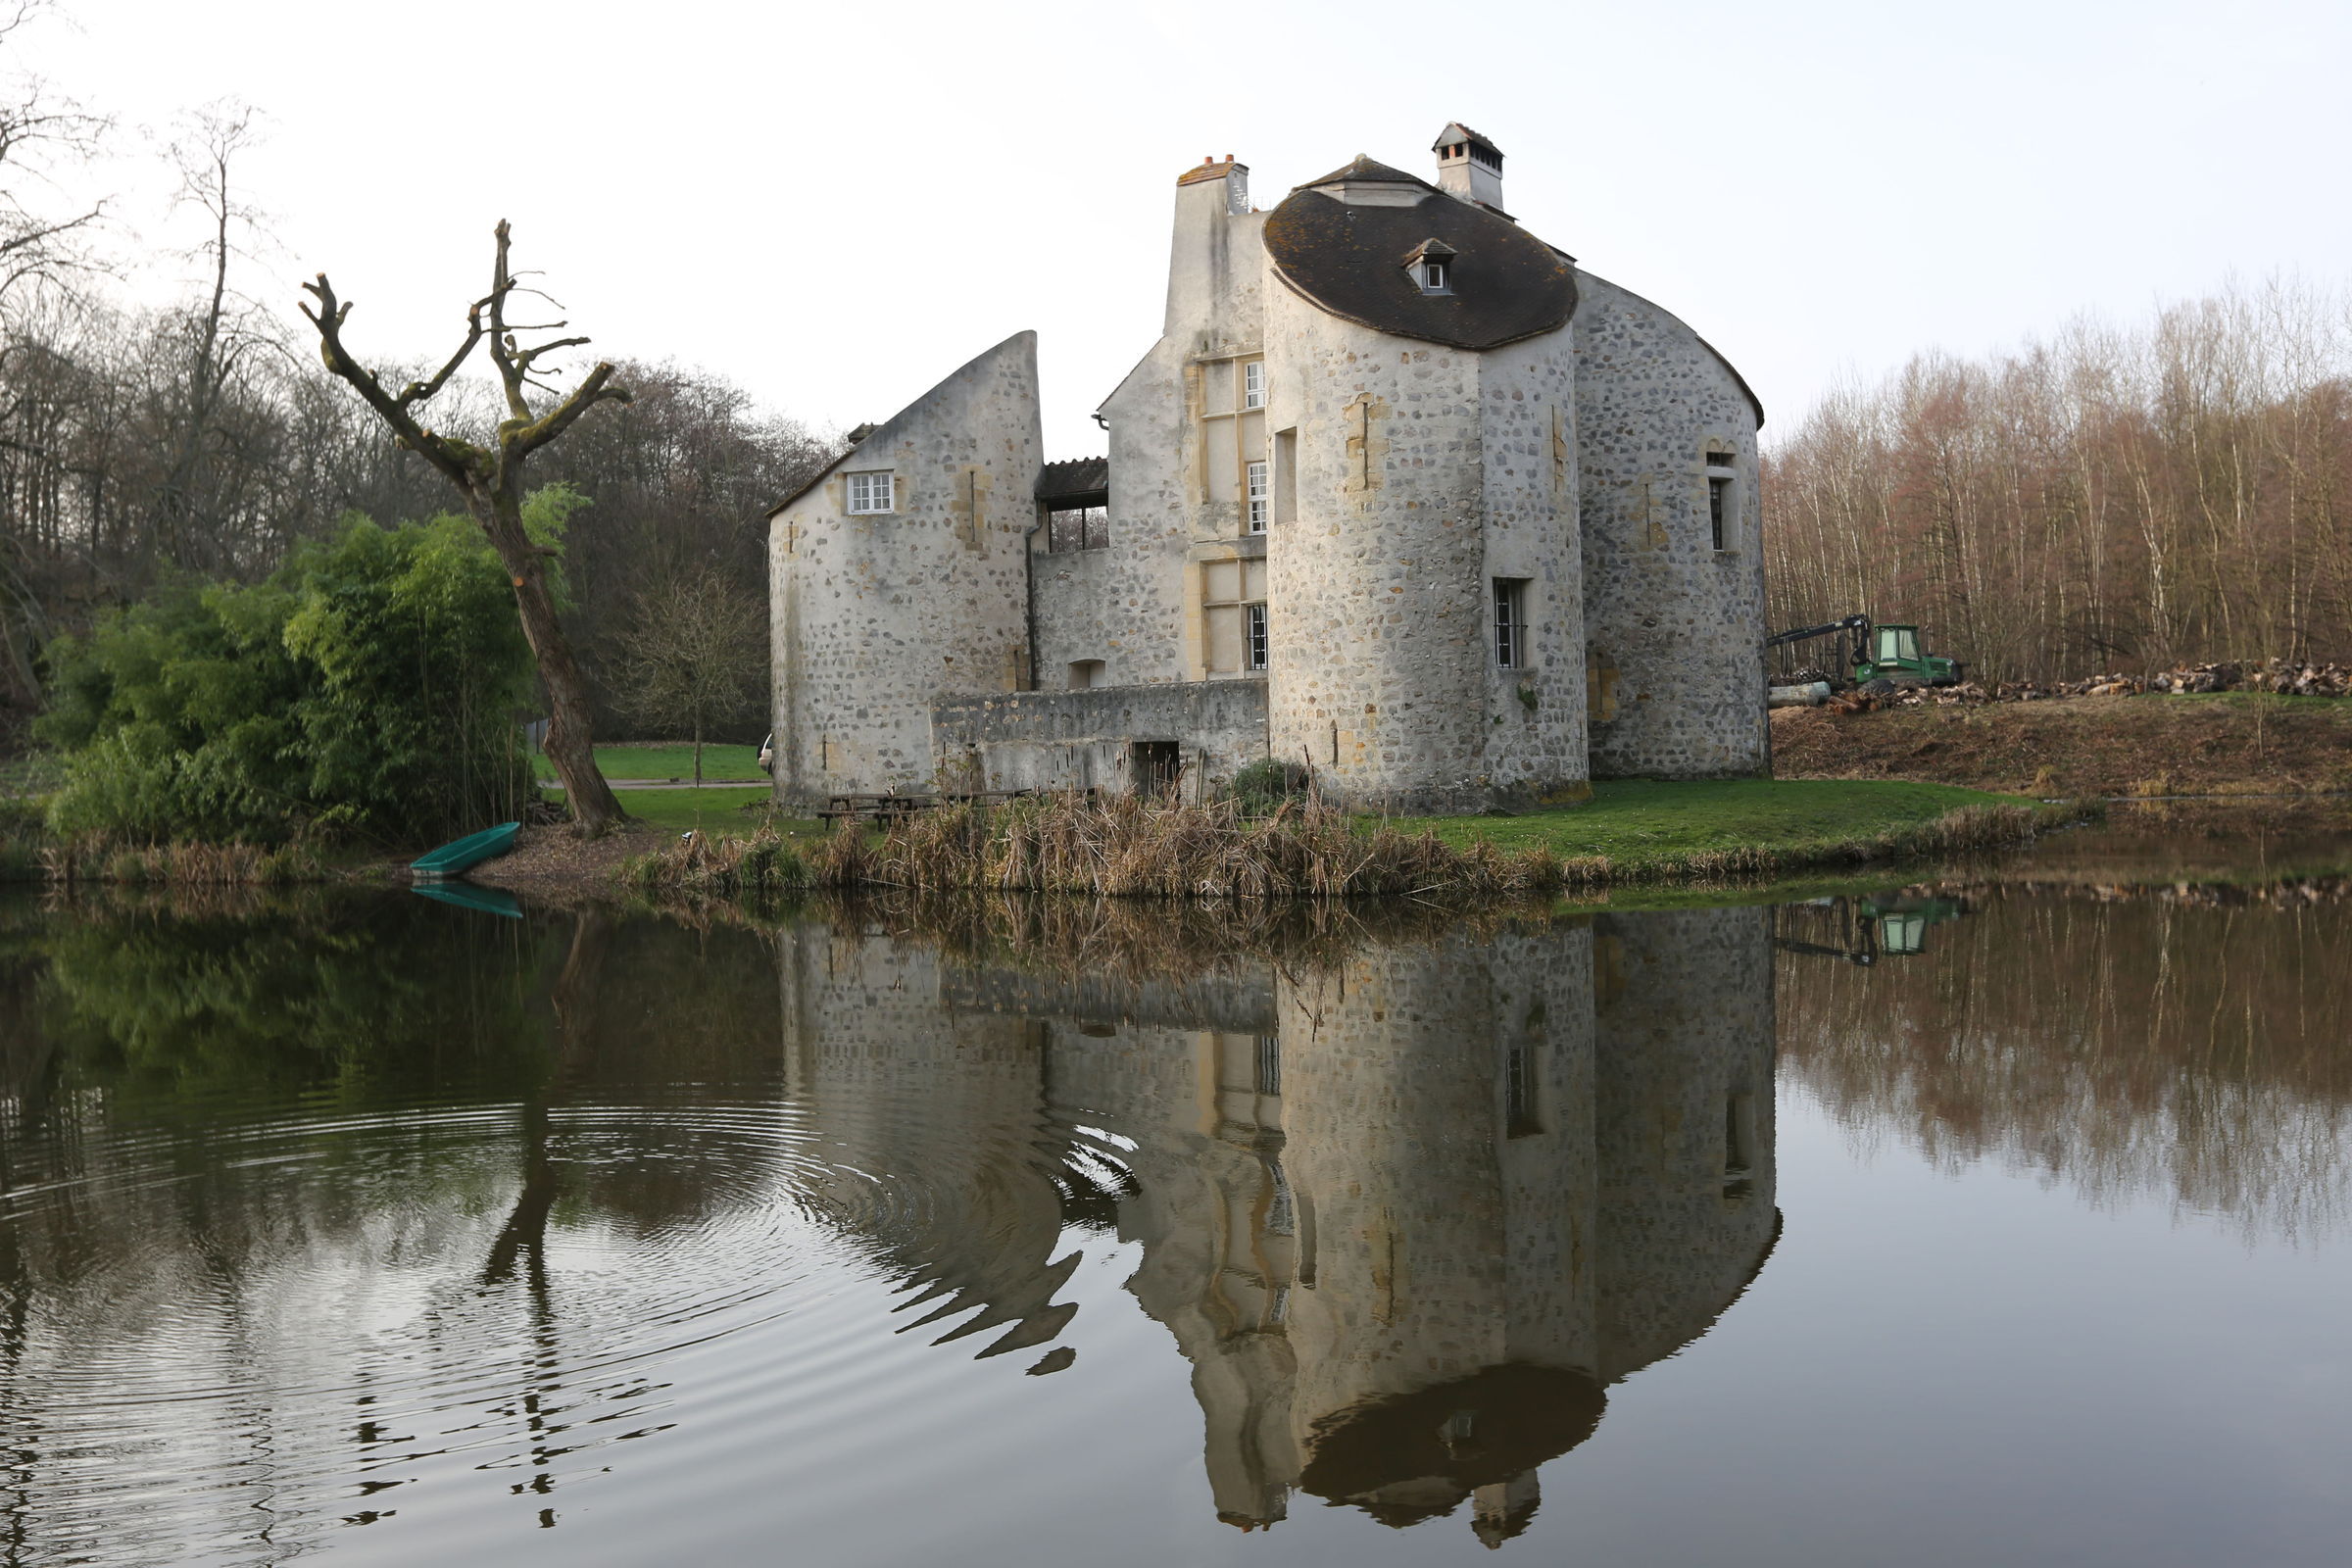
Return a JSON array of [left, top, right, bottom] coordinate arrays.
[[410, 821, 520, 880]]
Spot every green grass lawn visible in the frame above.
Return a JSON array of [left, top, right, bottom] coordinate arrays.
[[1396, 777, 2029, 871], [609, 786, 827, 841], [533, 743, 765, 783]]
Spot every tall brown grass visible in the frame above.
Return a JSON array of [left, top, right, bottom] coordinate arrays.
[[32, 840, 322, 886]]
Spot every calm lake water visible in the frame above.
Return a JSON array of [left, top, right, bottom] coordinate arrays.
[[2, 829, 2349, 1566]]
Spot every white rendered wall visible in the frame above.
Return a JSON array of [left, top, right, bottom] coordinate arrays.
[[768, 332, 1041, 806]]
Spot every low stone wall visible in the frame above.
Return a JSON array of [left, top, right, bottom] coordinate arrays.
[[932, 680, 1268, 803]]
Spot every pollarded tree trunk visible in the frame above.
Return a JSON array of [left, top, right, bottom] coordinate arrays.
[[301, 220, 631, 836]]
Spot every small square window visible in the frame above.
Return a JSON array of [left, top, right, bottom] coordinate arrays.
[[1049, 505, 1108, 552], [1246, 461, 1269, 532], [1243, 361, 1265, 410], [847, 471, 894, 514]]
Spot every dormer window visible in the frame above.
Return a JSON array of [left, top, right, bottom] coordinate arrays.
[[1403, 238, 1456, 296]]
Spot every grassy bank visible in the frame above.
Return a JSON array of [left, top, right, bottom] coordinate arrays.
[[626, 778, 2072, 903], [1773, 693, 2352, 797], [1395, 778, 2020, 875], [612, 786, 794, 835], [535, 743, 765, 784]]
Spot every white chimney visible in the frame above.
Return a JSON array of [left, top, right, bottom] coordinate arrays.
[[1433, 122, 1504, 211]]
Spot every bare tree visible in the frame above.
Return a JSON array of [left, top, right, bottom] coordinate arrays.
[[612, 563, 765, 786], [154, 101, 279, 574], [300, 221, 630, 834], [0, 2, 107, 316]]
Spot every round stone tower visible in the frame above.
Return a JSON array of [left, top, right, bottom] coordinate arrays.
[[1255, 152, 1591, 813]]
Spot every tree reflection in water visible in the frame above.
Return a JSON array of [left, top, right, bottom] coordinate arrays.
[[1779, 881, 2352, 1237]]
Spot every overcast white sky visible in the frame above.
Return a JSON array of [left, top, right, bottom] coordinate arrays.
[[29, 0, 2352, 458]]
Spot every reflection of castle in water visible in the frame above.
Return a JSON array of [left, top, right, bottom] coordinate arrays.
[[780, 907, 1778, 1544]]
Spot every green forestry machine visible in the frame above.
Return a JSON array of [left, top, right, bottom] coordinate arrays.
[[1767, 614, 1962, 693]]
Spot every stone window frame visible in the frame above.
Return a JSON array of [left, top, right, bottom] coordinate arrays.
[[1190, 352, 1269, 537], [1199, 555, 1268, 677], [846, 470, 895, 515]]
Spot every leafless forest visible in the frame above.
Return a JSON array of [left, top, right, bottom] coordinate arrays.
[[1764, 280, 2352, 683]]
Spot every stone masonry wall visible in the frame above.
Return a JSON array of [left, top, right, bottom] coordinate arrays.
[[1476, 330, 1592, 803], [1259, 279, 1497, 813], [1573, 274, 1769, 778], [768, 333, 1041, 808]]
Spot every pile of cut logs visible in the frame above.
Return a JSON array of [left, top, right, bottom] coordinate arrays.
[[1798, 659, 2352, 713]]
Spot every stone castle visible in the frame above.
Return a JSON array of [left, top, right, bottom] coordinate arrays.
[[768, 123, 1767, 812]]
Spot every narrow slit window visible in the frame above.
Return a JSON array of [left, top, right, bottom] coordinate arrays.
[[1504, 1039, 1543, 1138], [1494, 578, 1528, 668], [1246, 603, 1269, 670], [846, 471, 894, 515], [1246, 461, 1269, 532], [1723, 1092, 1755, 1200], [1243, 361, 1265, 410], [1708, 476, 1730, 551]]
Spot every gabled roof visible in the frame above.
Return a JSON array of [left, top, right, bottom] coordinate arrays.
[[763, 331, 1038, 517], [1432, 122, 1502, 162], [1295, 154, 1435, 193]]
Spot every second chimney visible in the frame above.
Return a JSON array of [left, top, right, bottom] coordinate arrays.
[[1433, 122, 1504, 211]]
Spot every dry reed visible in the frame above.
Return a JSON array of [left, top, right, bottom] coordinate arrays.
[[624, 792, 2077, 904]]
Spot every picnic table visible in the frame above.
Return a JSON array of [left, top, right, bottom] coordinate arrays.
[[817, 789, 1031, 824]]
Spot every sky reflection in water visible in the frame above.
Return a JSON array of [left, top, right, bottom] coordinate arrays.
[[0, 876, 2347, 1567]]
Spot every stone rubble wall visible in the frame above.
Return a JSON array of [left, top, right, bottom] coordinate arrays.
[[1475, 331, 1592, 803], [1572, 273, 1769, 778], [930, 679, 1267, 803], [767, 332, 1042, 808], [1260, 281, 1494, 813]]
